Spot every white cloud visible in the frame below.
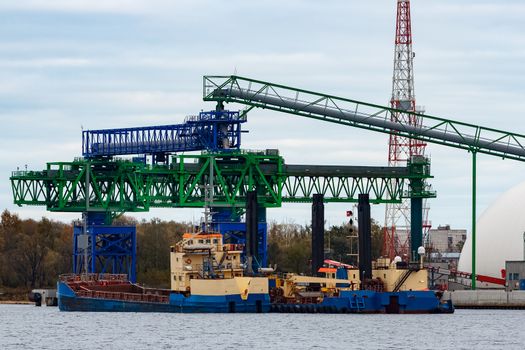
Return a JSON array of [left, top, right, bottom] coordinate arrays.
[[0, 0, 156, 14], [0, 57, 94, 68], [424, 3, 525, 16]]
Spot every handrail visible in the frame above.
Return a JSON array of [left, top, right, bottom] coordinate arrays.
[[75, 289, 169, 304], [59, 273, 128, 283]]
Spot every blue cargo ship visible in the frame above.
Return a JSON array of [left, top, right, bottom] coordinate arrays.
[[57, 274, 452, 314], [57, 231, 453, 314], [57, 274, 269, 313]]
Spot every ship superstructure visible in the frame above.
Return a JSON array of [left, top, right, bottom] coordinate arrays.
[[171, 232, 251, 293], [168, 230, 270, 310]]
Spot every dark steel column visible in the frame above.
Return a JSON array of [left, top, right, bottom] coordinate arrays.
[[410, 197, 423, 262], [246, 191, 258, 272], [358, 194, 372, 281], [312, 194, 325, 276]]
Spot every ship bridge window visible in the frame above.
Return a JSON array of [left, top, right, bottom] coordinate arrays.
[[206, 239, 211, 243], [213, 239, 218, 244], [198, 240, 203, 243]]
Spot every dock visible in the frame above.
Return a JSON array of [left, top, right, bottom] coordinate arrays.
[[445, 290, 525, 309]]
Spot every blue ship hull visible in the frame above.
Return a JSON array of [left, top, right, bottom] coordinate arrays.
[[57, 281, 270, 313], [273, 290, 454, 314], [58, 281, 452, 313]]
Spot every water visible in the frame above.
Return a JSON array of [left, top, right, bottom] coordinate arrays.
[[1, 305, 524, 349]]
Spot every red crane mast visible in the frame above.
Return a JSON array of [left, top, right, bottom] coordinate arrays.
[[383, 0, 429, 259]]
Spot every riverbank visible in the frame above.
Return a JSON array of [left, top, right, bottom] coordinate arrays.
[[0, 287, 30, 303], [0, 300, 32, 304]]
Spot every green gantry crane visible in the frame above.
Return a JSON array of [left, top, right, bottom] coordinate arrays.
[[11, 151, 433, 211]]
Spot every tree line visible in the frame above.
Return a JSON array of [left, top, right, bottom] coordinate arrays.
[[267, 219, 383, 274], [0, 210, 383, 293]]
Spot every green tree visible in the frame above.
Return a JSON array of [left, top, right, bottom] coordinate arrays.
[[0, 210, 23, 287], [267, 222, 311, 274], [370, 219, 384, 260], [11, 218, 58, 288], [136, 218, 190, 287]]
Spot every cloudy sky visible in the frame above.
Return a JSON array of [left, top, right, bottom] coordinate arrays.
[[1, 0, 524, 232]]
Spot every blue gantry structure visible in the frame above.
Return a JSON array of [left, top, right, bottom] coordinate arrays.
[[82, 109, 247, 160], [74, 107, 265, 280], [73, 214, 137, 282]]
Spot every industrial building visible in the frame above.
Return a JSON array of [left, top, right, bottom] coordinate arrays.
[[428, 225, 466, 253], [506, 261, 525, 291]]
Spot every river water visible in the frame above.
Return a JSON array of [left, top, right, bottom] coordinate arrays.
[[1, 305, 524, 349]]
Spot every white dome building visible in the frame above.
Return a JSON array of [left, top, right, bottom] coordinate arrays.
[[458, 182, 525, 278]]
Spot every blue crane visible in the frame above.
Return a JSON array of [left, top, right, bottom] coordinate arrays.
[[82, 108, 247, 161], [74, 106, 268, 279]]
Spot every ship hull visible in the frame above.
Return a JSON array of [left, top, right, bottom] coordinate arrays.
[[57, 281, 270, 313], [272, 290, 454, 314], [58, 281, 452, 313]]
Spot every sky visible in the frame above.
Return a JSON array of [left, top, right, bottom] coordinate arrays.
[[1, 0, 524, 232]]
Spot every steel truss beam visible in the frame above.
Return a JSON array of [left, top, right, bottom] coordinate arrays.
[[10, 152, 433, 212], [203, 75, 525, 161]]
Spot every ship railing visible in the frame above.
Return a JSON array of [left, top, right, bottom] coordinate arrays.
[[222, 243, 244, 252], [59, 273, 128, 283], [75, 289, 169, 304], [184, 264, 242, 278]]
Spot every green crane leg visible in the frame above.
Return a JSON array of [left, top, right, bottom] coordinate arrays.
[[472, 151, 477, 290]]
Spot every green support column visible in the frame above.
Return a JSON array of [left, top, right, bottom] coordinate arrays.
[[407, 155, 433, 262], [471, 151, 477, 290]]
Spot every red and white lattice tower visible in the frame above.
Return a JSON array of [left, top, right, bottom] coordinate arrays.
[[383, 0, 429, 258]]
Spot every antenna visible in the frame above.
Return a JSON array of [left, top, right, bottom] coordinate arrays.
[[384, 0, 429, 259]]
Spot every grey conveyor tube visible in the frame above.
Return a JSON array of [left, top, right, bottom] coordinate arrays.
[[218, 88, 525, 158]]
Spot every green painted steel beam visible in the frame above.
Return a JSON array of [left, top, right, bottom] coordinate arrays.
[[203, 75, 525, 162], [11, 160, 149, 213], [10, 152, 433, 212]]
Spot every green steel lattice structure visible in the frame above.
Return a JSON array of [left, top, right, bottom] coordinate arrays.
[[10, 151, 434, 213]]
